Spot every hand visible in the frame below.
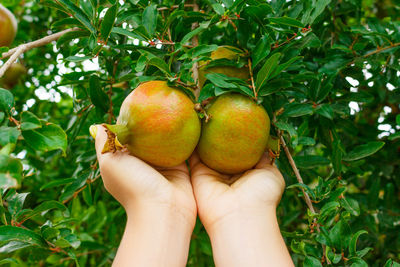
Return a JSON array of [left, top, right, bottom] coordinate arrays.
[[94, 125, 196, 267], [190, 152, 293, 267]]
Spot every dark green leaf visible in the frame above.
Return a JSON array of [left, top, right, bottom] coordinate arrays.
[[100, 4, 118, 41], [0, 88, 14, 113], [89, 75, 109, 112], [20, 112, 41, 131], [22, 123, 68, 154], [343, 141, 385, 161], [269, 17, 304, 28], [294, 155, 330, 168], [142, 4, 157, 36], [255, 53, 280, 90]]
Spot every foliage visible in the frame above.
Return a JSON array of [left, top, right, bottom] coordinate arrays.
[[0, 0, 399, 266]]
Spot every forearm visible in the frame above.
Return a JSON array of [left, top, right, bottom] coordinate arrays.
[[113, 206, 194, 267], [207, 207, 293, 267]]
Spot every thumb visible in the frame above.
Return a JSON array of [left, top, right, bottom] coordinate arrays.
[[90, 125, 108, 161]]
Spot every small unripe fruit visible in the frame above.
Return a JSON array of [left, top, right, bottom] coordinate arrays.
[[0, 4, 17, 48], [1, 62, 26, 89], [198, 46, 249, 88], [198, 93, 270, 174], [104, 81, 201, 167]]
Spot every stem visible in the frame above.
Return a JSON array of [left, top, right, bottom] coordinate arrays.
[[157, 4, 195, 11], [191, 0, 200, 100], [248, 58, 257, 99], [362, 42, 400, 58], [279, 134, 316, 214]]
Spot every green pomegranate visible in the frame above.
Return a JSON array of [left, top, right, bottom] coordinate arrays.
[[198, 46, 249, 88], [1, 62, 26, 89], [198, 93, 270, 174], [103, 80, 201, 167], [0, 4, 17, 48]]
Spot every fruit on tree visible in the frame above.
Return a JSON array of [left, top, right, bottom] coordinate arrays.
[[102, 80, 201, 167], [197, 93, 270, 174], [198, 46, 249, 88], [1, 62, 26, 89], [0, 4, 17, 47]]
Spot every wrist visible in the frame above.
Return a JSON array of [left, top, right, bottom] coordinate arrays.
[[205, 204, 277, 235]]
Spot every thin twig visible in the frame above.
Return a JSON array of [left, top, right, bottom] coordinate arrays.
[[157, 4, 195, 11], [0, 27, 79, 60], [248, 58, 257, 100], [279, 134, 316, 214], [191, 0, 200, 100], [362, 42, 400, 58]]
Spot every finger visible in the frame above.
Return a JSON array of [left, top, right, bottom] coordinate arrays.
[[94, 125, 108, 160], [189, 152, 230, 179], [254, 152, 274, 169], [189, 153, 229, 195]]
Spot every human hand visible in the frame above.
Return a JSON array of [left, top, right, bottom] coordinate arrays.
[[93, 125, 196, 267], [190, 152, 293, 267]]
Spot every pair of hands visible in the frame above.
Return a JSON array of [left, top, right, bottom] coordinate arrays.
[[94, 125, 293, 267]]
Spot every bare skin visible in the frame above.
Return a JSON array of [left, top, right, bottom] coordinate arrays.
[[94, 125, 196, 267], [94, 125, 293, 267], [190, 153, 294, 267]]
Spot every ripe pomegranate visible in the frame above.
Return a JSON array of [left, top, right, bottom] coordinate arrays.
[[103, 80, 201, 167], [198, 46, 249, 88], [0, 4, 17, 47], [197, 93, 270, 174]]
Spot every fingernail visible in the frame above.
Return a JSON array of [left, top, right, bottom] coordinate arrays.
[[89, 125, 97, 139]]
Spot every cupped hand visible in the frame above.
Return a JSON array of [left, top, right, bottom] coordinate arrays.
[[94, 125, 197, 226], [190, 152, 286, 231]]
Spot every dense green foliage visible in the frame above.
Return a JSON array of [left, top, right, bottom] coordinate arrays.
[[0, 0, 399, 266]]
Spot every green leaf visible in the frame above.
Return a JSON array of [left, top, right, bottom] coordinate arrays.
[[329, 220, 351, 250], [20, 111, 41, 131], [349, 230, 368, 256], [316, 104, 334, 119], [282, 103, 314, 117], [40, 178, 75, 191], [255, 53, 280, 90], [252, 35, 271, 68], [304, 256, 323, 267], [309, 0, 332, 24], [100, 4, 118, 42], [269, 56, 302, 80], [22, 123, 68, 154], [294, 155, 330, 169], [142, 4, 158, 36], [57, 0, 95, 32], [147, 57, 171, 76], [287, 183, 316, 200], [89, 75, 109, 112], [181, 23, 208, 44], [0, 88, 14, 113], [269, 17, 304, 28], [19, 201, 67, 222], [396, 114, 400, 126], [0, 258, 19, 265], [341, 197, 360, 216], [0, 126, 20, 146], [0, 226, 47, 247], [65, 56, 92, 62], [112, 27, 149, 41], [274, 121, 297, 139], [343, 141, 385, 161], [212, 3, 225, 15]]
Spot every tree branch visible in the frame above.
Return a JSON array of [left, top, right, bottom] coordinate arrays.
[[0, 27, 80, 78], [0, 45, 25, 78], [362, 42, 400, 58], [191, 0, 200, 100], [279, 135, 317, 214]]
